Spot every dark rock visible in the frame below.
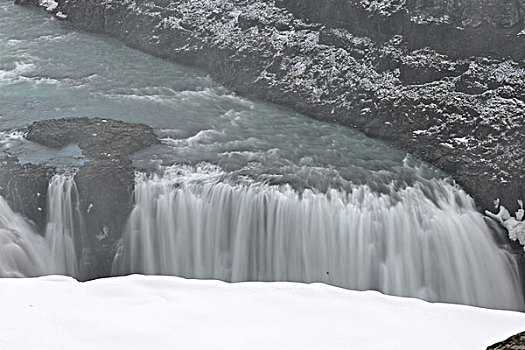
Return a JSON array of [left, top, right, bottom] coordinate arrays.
[[238, 14, 259, 30], [3, 117, 159, 279], [487, 331, 525, 349], [26, 117, 158, 159], [74, 157, 135, 279], [399, 48, 469, 85], [277, 0, 525, 60], [0, 159, 51, 232]]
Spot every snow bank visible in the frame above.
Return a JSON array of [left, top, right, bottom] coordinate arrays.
[[1, 275, 523, 349]]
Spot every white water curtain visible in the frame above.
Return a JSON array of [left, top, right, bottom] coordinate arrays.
[[113, 172, 524, 310]]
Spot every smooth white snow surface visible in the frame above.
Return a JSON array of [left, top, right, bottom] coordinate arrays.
[[1, 275, 524, 350]]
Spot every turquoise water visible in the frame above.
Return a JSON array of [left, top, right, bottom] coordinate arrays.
[[0, 0, 442, 193]]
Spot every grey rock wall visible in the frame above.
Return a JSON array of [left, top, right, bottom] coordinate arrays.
[[276, 0, 525, 59]]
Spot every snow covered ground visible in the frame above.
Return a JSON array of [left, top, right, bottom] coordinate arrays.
[[1, 275, 523, 349]]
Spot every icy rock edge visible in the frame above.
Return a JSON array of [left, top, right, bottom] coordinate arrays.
[[486, 199, 525, 251]]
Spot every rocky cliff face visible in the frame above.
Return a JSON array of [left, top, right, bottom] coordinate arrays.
[[276, 0, 525, 59], [14, 0, 525, 209], [281, 0, 525, 30]]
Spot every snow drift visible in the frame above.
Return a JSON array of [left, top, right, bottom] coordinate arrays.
[[0, 275, 524, 350]]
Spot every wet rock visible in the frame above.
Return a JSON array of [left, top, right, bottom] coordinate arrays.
[[0, 159, 51, 232], [26, 117, 158, 159], [74, 157, 135, 279], [3, 117, 158, 279]]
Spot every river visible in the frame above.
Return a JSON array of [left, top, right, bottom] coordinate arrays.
[[0, 1, 523, 310]]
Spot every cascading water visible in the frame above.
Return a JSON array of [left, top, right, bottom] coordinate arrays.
[[112, 166, 524, 310], [0, 174, 81, 278], [45, 174, 86, 278], [1, 1, 524, 312], [0, 196, 50, 277]]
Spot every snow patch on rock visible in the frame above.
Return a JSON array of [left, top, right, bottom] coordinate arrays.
[[486, 200, 525, 251], [39, 0, 57, 12]]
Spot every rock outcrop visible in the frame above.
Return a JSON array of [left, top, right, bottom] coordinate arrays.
[[0, 117, 158, 279], [0, 161, 52, 231], [17, 0, 524, 217], [26, 117, 158, 158], [487, 331, 525, 349]]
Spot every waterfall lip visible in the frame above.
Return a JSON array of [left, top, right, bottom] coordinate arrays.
[[112, 165, 525, 310], [131, 163, 473, 216], [132, 161, 462, 205]]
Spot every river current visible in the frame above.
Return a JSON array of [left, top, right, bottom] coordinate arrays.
[[0, 1, 523, 310]]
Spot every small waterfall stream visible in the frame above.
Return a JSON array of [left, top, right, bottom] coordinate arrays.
[[45, 174, 86, 277], [0, 174, 81, 278], [0, 196, 49, 277]]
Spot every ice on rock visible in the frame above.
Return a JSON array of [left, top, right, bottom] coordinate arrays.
[[486, 200, 525, 251], [40, 0, 58, 12]]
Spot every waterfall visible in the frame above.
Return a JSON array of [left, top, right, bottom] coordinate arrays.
[[45, 174, 86, 278], [1, 169, 523, 310], [0, 174, 81, 278], [113, 169, 524, 310], [0, 196, 50, 277]]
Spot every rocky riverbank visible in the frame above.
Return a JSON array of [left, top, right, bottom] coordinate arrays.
[[15, 0, 524, 216], [0, 117, 158, 279]]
